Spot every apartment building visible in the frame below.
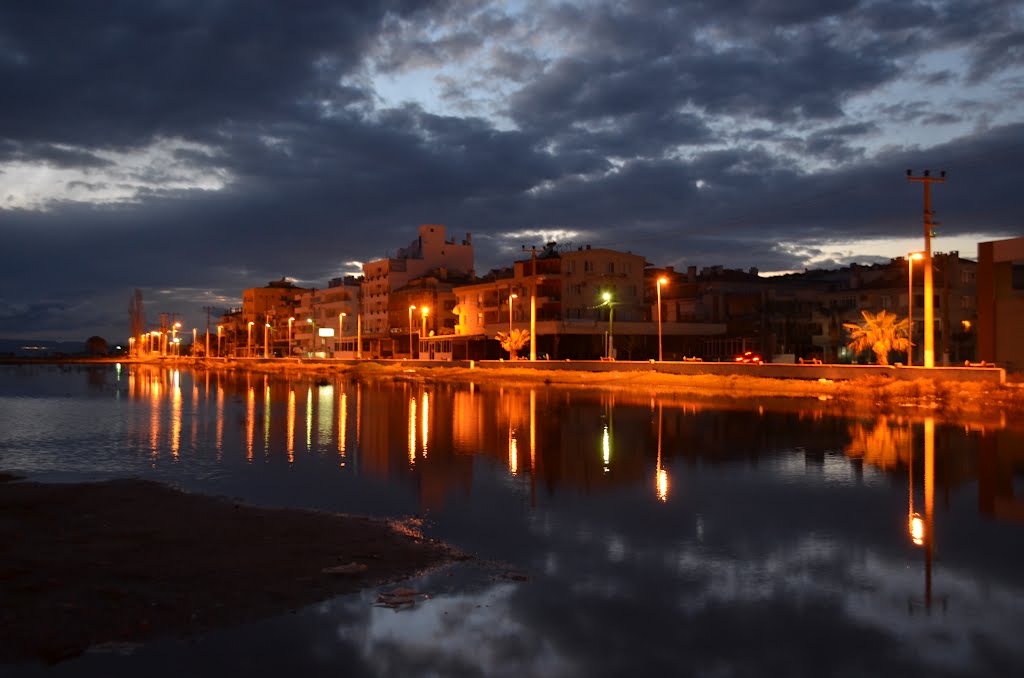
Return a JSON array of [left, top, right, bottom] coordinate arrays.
[[293, 277, 361, 357], [978, 236, 1024, 370], [360, 224, 474, 357]]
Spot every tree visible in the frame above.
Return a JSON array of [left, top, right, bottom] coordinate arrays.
[[495, 329, 531, 360], [843, 310, 911, 365], [85, 336, 109, 356]]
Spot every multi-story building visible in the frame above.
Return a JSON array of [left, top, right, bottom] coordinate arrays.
[[977, 236, 1024, 370], [293, 277, 362, 357], [453, 244, 727, 360], [361, 224, 474, 357], [236, 279, 309, 357]]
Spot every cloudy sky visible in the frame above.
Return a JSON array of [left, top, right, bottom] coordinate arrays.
[[1, 0, 1022, 341]]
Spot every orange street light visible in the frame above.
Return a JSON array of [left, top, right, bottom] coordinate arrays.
[[508, 293, 518, 334], [192, 328, 197, 358], [602, 291, 614, 359], [264, 322, 271, 358], [216, 325, 223, 357], [656, 277, 668, 362], [288, 317, 294, 357], [247, 321, 255, 358], [907, 252, 924, 367], [408, 305, 416, 357], [421, 306, 429, 337]]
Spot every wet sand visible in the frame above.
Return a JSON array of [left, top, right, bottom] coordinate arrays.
[[0, 473, 453, 665]]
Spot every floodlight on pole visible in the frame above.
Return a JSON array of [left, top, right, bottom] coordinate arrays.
[[907, 169, 946, 367]]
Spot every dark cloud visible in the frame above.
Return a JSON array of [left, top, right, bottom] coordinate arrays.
[[1, 0, 1021, 341]]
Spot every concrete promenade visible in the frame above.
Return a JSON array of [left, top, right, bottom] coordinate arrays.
[[330, 358, 1008, 385]]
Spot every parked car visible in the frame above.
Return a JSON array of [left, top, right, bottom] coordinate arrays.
[[734, 351, 763, 364]]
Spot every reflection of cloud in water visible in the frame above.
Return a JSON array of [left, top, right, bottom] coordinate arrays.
[[333, 583, 575, 677]]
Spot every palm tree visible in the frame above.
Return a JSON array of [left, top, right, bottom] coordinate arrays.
[[843, 310, 911, 365], [495, 329, 531, 360]]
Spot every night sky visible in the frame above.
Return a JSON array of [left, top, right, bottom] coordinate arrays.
[[1, 0, 1021, 342]]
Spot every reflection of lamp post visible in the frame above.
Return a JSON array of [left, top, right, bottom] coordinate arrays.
[[508, 293, 518, 334], [247, 321, 254, 357], [408, 305, 416, 357], [907, 252, 923, 367], [602, 291, 615, 359], [287, 317, 294, 357], [656, 277, 668, 362]]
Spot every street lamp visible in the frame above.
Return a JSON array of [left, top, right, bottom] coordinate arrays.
[[602, 291, 614, 360], [907, 252, 923, 367], [307, 317, 316, 356], [192, 328, 197, 358], [421, 306, 429, 337], [656, 277, 668, 362], [408, 305, 416, 357], [247, 321, 254, 358], [508, 293, 518, 334], [264, 322, 271, 358], [338, 312, 347, 355], [216, 325, 223, 357], [288, 317, 294, 357]]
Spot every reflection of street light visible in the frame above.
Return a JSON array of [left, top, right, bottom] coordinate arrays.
[[602, 291, 615, 359], [287, 317, 294, 357], [247, 321, 254, 357], [508, 293, 518, 334], [408, 305, 416, 357], [656, 277, 668, 362], [907, 252, 923, 367]]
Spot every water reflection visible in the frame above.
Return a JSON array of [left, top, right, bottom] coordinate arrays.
[[4, 364, 1024, 676]]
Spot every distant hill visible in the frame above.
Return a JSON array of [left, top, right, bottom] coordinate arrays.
[[0, 339, 87, 357]]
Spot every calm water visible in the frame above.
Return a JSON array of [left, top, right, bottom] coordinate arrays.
[[1, 363, 1023, 677]]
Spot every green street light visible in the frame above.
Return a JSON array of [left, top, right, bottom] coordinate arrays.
[[602, 291, 615, 360]]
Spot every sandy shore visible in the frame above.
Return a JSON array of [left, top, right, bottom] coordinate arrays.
[[0, 473, 453, 665]]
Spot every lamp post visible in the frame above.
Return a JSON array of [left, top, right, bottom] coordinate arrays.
[[171, 322, 181, 358], [307, 318, 315, 356], [287, 317, 294, 358], [508, 293, 518, 334], [216, 325, 223, 357], [602, 291, 614, 359], [421, 306, 429, 337], [247, 321, 254, 358], [264, 322, 271, 358], [192, 328, 197, 358], [907, 169, 945, 367], [656, 277, 668, 362], [907, 252, 923, 367], [338, 312, 347, 355], [408, 305, 416, 357]]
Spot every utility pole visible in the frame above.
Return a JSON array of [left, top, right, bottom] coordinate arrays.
[[907, 169, 946, 368], [522, 245, 541, 361]]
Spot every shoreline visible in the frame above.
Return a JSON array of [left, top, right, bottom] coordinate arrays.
[[5, 357, 1023, 424], [0, 473, 454, 665]]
